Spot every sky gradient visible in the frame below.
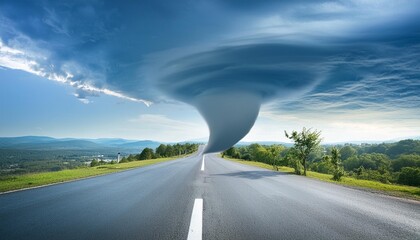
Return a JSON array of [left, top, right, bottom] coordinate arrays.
[[0, 0, 419, 144]]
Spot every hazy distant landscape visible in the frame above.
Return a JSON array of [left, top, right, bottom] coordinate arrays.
[[0, 136, 162, 175]]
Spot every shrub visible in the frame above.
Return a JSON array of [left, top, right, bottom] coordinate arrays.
[[333, 168, 345, 181], [398, 167, 420, 187], [90, 159, 99, 167]]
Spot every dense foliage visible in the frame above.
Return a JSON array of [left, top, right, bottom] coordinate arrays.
[[223, 137, 420, 187], [285, 128, 321, 175], [119, 143, 199, 163]]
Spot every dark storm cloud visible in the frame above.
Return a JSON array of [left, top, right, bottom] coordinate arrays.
[[156, 43, 337, 101], [1, 0, 420, 151]]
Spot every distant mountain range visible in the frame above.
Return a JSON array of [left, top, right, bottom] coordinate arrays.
[[0, 136, 162, 151], [1, 136, 419, 152]]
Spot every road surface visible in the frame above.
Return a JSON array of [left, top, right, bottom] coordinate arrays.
[[1, 150, 419, 240]]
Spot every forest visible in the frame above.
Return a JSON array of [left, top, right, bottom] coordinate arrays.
[[117, 143, 199, 163], [223, 134, 420, 187]]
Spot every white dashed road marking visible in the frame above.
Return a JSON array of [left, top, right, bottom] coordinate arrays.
[[201, 155, 205, 171], [187, 198, 203, 240]]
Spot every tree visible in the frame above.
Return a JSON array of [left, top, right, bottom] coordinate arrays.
[[392, 154, 420, 171], [398, 167, 420, 186], [331, 147, 344, 181], [90, 159, 99, 167], [267, 145, 285, 171], [387, 140, 420, 158], [138, 148, 155, 160], [340, 146, 357, 160], [321, 147, 344, 180], [223, 147, 241, 159], [155, 144, 167, 158], [119, 157, 129, 163], [285, 128, 322, 176]]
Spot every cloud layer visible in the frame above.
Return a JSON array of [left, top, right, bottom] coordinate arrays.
[[1, 0, 419, 150]]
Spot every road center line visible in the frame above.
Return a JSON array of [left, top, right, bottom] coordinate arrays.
[[201, 155, 205, 171], [187, 198, 203, 240]]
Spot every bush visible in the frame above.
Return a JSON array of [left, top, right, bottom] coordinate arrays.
[[90, 159, 99, 167], [397, 167, 420, 187], [354, 168, 392, 184], [138, 148, 155, 160], [332, 168, 344, 181], [311, 161, 333, 174]]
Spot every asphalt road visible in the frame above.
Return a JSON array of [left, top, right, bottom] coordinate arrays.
[[1, 150, 419, 240]]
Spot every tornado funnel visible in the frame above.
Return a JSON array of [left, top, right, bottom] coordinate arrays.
[[194, 92, 261, 153]]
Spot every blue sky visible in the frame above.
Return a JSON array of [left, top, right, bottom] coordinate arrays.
[[0, 0, 419, 145]]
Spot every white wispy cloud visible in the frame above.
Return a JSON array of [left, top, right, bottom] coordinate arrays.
[[0, 40, 152, 106]]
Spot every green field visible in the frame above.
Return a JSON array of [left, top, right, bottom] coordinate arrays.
[[225, 157, 420, 200], [0, 156, 182, 193]]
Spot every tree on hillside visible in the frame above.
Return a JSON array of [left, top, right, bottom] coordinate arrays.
[[267, 145, 285, 171], [90, 159, 99, 167], [392, 154, 420, 172], [138, 148, 155, 160], [155, 144, 167, 158], [340, 145, 357, 160], [285, 128, 322, 176], [330, 147, 344, 181], [223, 147, 241, 159], [398, 167, 420, 186], [387, 139, 420, 157]]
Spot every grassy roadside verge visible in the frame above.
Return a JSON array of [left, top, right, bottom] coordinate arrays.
[[0, 156, 185, 193], [224, 157, 420, 201]]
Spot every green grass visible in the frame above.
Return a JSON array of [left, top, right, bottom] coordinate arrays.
[[0, 156, 182, 193], [225, 157, 420, 201]]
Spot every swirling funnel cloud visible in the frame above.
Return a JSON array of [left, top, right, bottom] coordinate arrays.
[[155, 43, 330, 152], [194, 92, 260, 153]]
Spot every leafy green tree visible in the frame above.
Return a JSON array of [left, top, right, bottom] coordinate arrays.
[[340, 145, 357, 160], [311, 160, 333, 174], [253, 145, 271, 164], [387, 140, 420, 158], [165, 145, 175, 156], [155, 144, 167, 158], [321, 148, 344, 180], [397, 167, 420, 186], [366, 143, 389, 154], [267, 145, 285, 170], [392, 154, 420, 171], [224, 147, 241, 159], [248, 143, 262, 161], [138, 148, 155, 160], [343, 153, 390, 171], [285, 128, 322, 176], [331, 147, 344, 181], [127, 154, 136, 162], [90, 159, 99, 167]]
